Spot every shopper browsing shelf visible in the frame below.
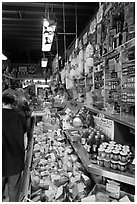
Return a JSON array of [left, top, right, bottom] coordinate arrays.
[[2, 91, 28, 202]]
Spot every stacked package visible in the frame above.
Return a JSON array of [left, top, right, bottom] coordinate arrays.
[[29, 122, 92, 202]]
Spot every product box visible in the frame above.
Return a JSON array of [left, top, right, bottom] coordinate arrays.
[[88, 184, 134, 202]]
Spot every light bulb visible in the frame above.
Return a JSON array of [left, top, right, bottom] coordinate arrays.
[[43, 19, 49, 27], [2, 54, 7, 60]]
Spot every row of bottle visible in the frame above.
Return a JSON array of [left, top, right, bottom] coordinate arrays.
[[81, 126, 111, 162]]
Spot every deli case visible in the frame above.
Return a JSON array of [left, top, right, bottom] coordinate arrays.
[[19, 102, 135, 202]]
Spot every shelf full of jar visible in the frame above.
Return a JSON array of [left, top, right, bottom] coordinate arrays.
[[93, 38, 135, 66], [64, 130, 135, 186]]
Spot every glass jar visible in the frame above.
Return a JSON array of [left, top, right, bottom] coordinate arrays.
[[119, 151, 128, 163], [118, 161, 127, 171], [107, 144, 115, 150], [97, 156, 104, 167], [109, 141, 116, 146], [111, 160, 118, 170], [104, 158, 111, 169], [112, 149, 119, 161], [105, 148, 112, 159], [102, 142, 109, 148], [98, 147, 106, 158]]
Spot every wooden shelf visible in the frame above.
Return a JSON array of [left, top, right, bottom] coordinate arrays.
[[84, 105, 135, 129], [88, 163, 135, 186], [102, 38, 135, 58]]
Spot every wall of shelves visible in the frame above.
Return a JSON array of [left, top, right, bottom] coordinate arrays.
[[58, 2, 135, 125]]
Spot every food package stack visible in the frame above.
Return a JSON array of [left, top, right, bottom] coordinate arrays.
[[29, 126, 93, 202]]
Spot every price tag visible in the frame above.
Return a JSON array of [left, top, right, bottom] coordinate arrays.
[[79, 39, 83, 50], [97, 5, 103, 24], [106, 181, 120, 199], [83, 32, 87, 45], [65, 108, 71, 114], [93, 115, 114, 140], [89, 18, 97, 34]]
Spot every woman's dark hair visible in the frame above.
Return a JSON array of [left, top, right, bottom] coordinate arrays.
[[2, 94, 16, 105]]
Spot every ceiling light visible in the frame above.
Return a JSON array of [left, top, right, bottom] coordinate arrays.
[[41, 58, 48, 67], [43, 19, 49, 27], [2, 54, 7, 60]]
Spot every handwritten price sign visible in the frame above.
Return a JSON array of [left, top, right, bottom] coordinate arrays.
[[93, 115, 114, 140]]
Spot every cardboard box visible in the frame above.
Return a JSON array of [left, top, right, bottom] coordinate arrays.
[[88, 184, 134, 202]]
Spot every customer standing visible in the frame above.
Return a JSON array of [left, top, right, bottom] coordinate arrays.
[[2, 91, 27, 201]]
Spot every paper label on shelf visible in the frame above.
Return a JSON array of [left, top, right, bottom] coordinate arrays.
[[75, 38, 79, 49], [83, 32, 87, 45], [89, 18, 97, 34], [79, 39, 83, 50], [106, 182, 120, 199], [65, 108, 71, 114], [97, 5, 103, 24], [93, 116, 114, 140]]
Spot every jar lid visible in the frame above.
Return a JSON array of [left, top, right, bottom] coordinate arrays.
[[104, 158, 111, 162], [112, 149, 120, 154], [114, 147, 122, 151], [97, 156, 103, 161], [111, 160, 118, 164], [102, 142, 108, 146], [105, 149, 112, 154], [120, 151, 128, 156], [98, 147, 105, 151], [119, 161, 127, 165], [109, 141, 116, 144], [122, 145, 130, 149], [115, 144, 122, 148], [107, 145, 115, 149]]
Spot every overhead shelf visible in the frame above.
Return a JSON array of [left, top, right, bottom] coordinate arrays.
[[84, 105, 135, 129]]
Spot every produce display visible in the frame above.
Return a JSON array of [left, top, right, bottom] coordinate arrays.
[[29, 122, 93, 202]]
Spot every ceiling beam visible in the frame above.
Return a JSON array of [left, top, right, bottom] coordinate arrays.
[[2, 18, 44, 22], [2, 2, 99, 11], [2, 10, 95, 17]]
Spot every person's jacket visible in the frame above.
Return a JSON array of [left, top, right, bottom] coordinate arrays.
[[2, 108, 27, 177]]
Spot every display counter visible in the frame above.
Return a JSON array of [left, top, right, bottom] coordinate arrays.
[[19, 116, 35, 202]]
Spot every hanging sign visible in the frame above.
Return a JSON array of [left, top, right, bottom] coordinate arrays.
[[42, 23, 56, 52], [93, 115, 114, 140], [89, 18, 97, 34], [97, 5, 103, 24]]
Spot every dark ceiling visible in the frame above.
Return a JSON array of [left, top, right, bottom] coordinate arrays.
[[2, 2, 99, 67]]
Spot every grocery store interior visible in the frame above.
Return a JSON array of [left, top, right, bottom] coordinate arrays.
[[2, 2, 135, 202]]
